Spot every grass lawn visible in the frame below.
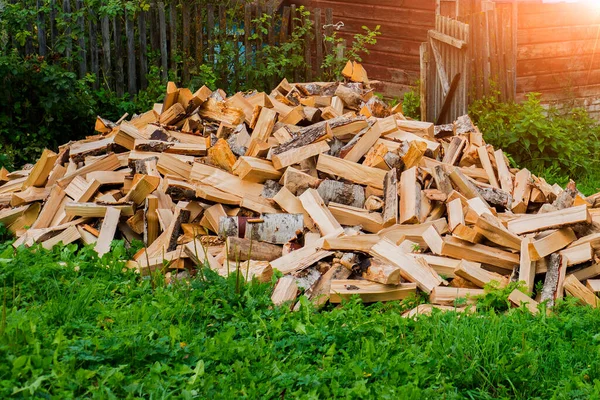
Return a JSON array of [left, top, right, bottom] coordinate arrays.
[[1, 239, 600, 399]]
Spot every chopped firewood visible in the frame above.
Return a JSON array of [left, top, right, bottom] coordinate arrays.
[[454, 260, 508, 288], [330, 280, 416, 303], [272, 140, 330, 170], [508, 289, 540, 314], [317, 180, 365, 208], [564, 274, 599, 307], [540, 253, 567, 307], [560, 243, 593, 266], [364, 195, 384, 212], [429, 286, 483, 306], [271, 276, 299, 306], [442, 236, 519, 270], [529, 228, 576, 261], [95, 207, 121, 256], [399, 167, 421, 224], [226, 237, 282, 261], [370, 239, 443, 293], [507, 205, 591, 235], [232, 156, 282, 183], [317, 154, 386, 189], [299, 189, 344, 236]]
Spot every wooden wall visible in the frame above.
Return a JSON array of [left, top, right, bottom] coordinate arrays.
[[284, 0, 436, 97], [517, 1, 600, 118]]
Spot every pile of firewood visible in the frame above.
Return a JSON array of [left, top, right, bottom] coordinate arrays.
[[2, 61, 600, 315]]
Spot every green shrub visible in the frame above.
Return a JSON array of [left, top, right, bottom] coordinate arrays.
[[402, 82, 421, 120], [470, 92, 600, 195]]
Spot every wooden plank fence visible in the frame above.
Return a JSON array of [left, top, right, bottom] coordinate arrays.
[[422, 0, 518, 123], [4, 1, 336, 95]]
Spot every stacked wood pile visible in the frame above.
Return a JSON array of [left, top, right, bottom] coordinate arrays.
[[2, 61, 600, 314]]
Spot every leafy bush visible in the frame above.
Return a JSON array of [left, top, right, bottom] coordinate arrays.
[[0, 52, 165, 169], [470, 92, 600, 194], [402, 82, 421, 120]]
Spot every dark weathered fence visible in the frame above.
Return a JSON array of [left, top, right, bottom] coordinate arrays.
[[3, 1, 335, 94]]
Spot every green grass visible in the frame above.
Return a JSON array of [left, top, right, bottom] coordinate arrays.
[[2, 240, 600, 399]]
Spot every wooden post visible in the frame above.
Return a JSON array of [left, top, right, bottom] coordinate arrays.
[[62, 0, 72, 62], [139, 10, 148, 90], [149, 1, 159, 56], [511, 0, 518, 101], [101, 15, 112, 88], [89, 9, 99, 89], [280, 6, 291, 44], [169, 1, 178, 79], [314, 8, 323, 78], [304, 10, 312, 81], [420, 42, 428, 121], [50, 0, 58, 47], [182, 0, 190, 85], [36, 0, 47, 56], [113, 15, 125, 97], [207, 4, 214, 64], [126, 10, 137, 95], [290, 4, 299, 82], [195, 2, 203, 66], [158, 2, 168, 82], [76, 0, 87, 78], [244, 4, 251, 84]]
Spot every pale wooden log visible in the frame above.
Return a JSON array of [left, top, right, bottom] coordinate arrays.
[[299, 265, 351, 309], [95, 207, 121, 256], [519, 237, 536, 293], [454, 260, 508, 288], [299, 189, 344, 236], [452, 224, 484, 244], [226, 237, 282, 261], [540, 253, 565, 307], [529, 228, 576, 261], [560, 243, 593, 266], [429, 286, 484, 306], [271, 276, 298, 306], [272, 187, 315, 229], [477, 146, 499, 188], [507, 205, 591, 235], [272, 140, 330, 170], [421, 225, 444, 254], [362, 257, 401, 285], [245, 213, 303, 244], [494, 149, 513, 193], [442, 237, 519, 270], [144, 195, 159, 247], [322, 234, 380, 252], [57, 153, 121, 187], [343, 121, 383, 162], [508, 289, 540, 314], [447, 198, 464, 232], [191, 163, 264, 198], [41, 226, 81, 250], [328, 202, 384, 233], [232, 156, 282, 183], [199, 98, 245, 125], [65, 202, 134, 217], [370, 238, 443, 293], [121, 175, 160, 205], [431, 164, 454, 195], [29, 186, 66, 229], [442, 136, 466, 165], [379, 219, 448, 245], [22, 149, 58, 189], [10, 187, 50, 207], [269, 243, 333, 275], [317, 180, 365, 208], [564, 274, 599, 307], [399, 167, 421, 224], [278, 166, 319, 195], [382, 169, 398, 227], [365, 196, 384, 211], [448, 168, 490, 205], [330, 280, 416, 303], [474, 213, 522, 250], [512, 168, 532, 214], [570, 263, 600, 281], [317, 154, 386, 189], [201, 203, 227, 234], [402, 141, 428, 169]]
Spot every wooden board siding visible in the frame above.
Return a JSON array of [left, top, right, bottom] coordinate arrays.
[[285, 0, 436, 97], [516, 1, 600, 118]]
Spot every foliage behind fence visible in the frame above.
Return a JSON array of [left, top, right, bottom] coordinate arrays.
[[0, 0, 342, 95]]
